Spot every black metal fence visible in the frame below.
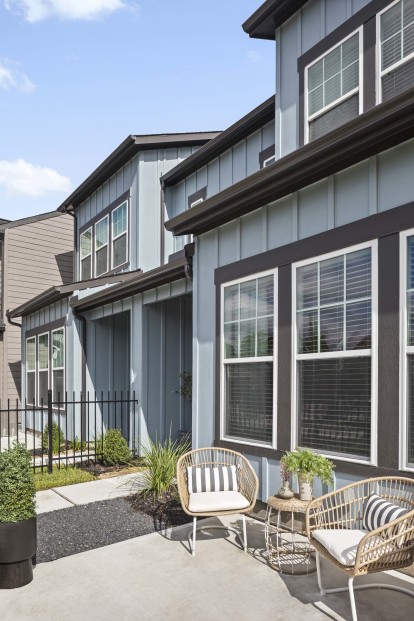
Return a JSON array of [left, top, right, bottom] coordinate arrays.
[[0, 390, 139, 472]]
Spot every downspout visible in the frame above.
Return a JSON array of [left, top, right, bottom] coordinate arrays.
[[72, 307, 87, 440], [63, 206, 78, 280], [6, 310, 22, 328]]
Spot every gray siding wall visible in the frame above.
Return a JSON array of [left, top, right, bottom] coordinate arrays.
[[192, 139, 414, 500]]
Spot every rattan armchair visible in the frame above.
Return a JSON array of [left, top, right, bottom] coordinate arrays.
[[306, 477, 414, 621], [177, 448, 258, 556]]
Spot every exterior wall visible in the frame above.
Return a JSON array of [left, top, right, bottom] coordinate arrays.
[[192, 139, 414, 500], [276, 0, 371, 158], [3, 214, 73, 404]]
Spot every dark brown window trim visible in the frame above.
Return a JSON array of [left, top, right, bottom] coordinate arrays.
[[259, 144, 276, 168], [79, 190, 130, 280], [25, 318, 66, 339], [188, 187, 207, 209]]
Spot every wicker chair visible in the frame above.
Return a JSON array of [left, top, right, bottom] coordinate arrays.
[[306, 477, 414, 621], [176, 448, 258, 556]]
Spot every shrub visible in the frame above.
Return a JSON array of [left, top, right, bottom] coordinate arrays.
[[94, 434, 103, 460], [140, 435, 190, 499], [102, 429, 131, 466], [0, 442, 36, 523], [70, 436, 86, 452], [42, 422, 65, 454]]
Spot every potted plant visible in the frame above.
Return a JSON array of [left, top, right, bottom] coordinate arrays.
[[280, 448, 334, 501], [0, 442, 37, 589]]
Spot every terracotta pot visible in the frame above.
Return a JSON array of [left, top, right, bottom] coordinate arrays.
[[298, 476, 313, 501]]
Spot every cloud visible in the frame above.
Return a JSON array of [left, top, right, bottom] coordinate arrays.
[[0, 60, 35, 93], [0, 159, 71, 197], [247, 51, 260, 63], [4, 0, 131, 21]]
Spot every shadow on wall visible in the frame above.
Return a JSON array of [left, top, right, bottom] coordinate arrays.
[[8, 360, 22, 403], [55, 251, 74, 285]]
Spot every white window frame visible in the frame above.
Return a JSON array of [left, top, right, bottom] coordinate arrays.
[[190, 197, 204, 209], [51, 327, 65, 404], [80, 226, 92, 280], [220, 268, 278, 449], [111, 201, 129, 270], [94, 215, 109, 277], [291, 240, 378, 465], [37, 331, 49, 407], [26, 336, 36, 405], [304, 27, 364, 144], [399, 228, 414, 471], [376, 0, 414, 104], [263, 155, 276, 167]]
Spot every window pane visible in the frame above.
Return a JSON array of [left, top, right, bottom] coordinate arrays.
[[27, 373, 35, 404], [381, 2, 402, 42], [298, 358, 371, 459], [224, 323, 238, 359], [53, 370, 64, 401], [112, 202, 127, 238], [404, 0, 414, 27], [308, 86, 324, 116], [80, 228, 92, 259], [39, 371, 48, 405], [346, 301, 371, 350], [96, 246, 108, 276], [52, 330, 64, 368], [240, 320, 256, 357], [297, 309, 318, 354], [324, 73, 341, 107], [113, 234, 127, 268], [308, 60, 323, 91], [225, 362, 273, 444], [407, 355, 414, 465], [38, 334, 49, 370], [257, 275, 274, 317], [240, 280, 256, 320], [27, 338, 36, 371], [224, 285, 239, 322], [342, 62, 359, 94], [342, 34, 359, 68], [346, 248, 371, 300], [382, 33, 402, 69], [320, 306, 344, 352], [257, 317, 273, 356], [320, 256, 344, 306], [96, 217, 108, 249], [324, 46, 341, 81], [408, 291, 414, 346], [297, 264, 318, 309], [403, 22, 414, 58], [81, 255, 92, 280]]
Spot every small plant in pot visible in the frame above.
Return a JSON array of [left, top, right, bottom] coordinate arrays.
[[280, 448, 334, 501], [0, 442, 37, 588]]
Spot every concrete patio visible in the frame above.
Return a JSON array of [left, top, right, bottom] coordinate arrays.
[[1, 515, 413, 621]]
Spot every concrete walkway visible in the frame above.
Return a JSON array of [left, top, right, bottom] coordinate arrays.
[[36, 472, 144, 513], [1, 515, 413, 621]]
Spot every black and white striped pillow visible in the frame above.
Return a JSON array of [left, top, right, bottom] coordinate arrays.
[[363, 493, 409, 531], [187, 465, 238, 494]]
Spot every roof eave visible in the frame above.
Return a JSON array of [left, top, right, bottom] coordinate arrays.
[[8, 287, 72, 319], [242, 0, 308, 39]]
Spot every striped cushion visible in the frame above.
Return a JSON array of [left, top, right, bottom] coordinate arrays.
[[187, 465, 238, 494], [363, 493, 409, 531]]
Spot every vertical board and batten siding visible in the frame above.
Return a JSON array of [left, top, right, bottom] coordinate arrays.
[[3, 215, 73, 404], [193, 138, 414, 501], [276, 0, 371, 158]]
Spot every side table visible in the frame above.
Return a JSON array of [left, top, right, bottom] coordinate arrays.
[[265, 494, 316, 575]]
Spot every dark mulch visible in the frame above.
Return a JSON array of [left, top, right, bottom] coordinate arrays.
[[36, 493, 190, 564]]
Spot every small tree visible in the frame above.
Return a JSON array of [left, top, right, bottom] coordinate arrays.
[[0, 442, 36, 523]]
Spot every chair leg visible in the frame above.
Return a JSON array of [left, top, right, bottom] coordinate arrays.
[[348, 577, 357, 621], [192, 517, 197, 556], [242, 514, 247, 552], [316, 552, 326, 595]]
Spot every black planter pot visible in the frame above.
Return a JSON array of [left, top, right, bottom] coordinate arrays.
[[0, 517, 37, 589]]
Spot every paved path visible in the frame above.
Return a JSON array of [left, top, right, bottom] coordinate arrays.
[[36, 472, 144, 513]]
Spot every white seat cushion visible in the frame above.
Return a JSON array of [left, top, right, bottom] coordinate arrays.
[[188, 491, 250, 513], [313, 529, 368, 566]]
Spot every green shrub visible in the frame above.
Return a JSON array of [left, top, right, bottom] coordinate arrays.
[[140, 435, 190, 499], [42, 422, 65, 454], [281, 448, 334, 486], [0, 442, 36, 523], [102, 429, 131, 466], [94, 434, 103, 460], [70, 436, 86, 452]]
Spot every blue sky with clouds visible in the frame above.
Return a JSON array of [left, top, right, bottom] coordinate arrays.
[[0, 0, 275, 220]]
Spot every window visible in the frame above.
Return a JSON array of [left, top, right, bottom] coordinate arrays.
[[80, 227, 92, 280], [221, 271, 276, 446], [294, 244, 376, 462], [112, 201, 128, 269], [95, 215, 109, 277], [263, 156, 276, 167], [305, 30, 362, 142], [38, 333, 49, 405], [401, 231, 414, 469], [26, 337, 36, 405], [378, 0, 414, 102], [52, 328, 65, 401]]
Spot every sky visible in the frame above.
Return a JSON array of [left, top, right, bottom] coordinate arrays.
[[0, 0, 275, 221]]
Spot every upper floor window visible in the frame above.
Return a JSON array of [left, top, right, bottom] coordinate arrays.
[[112, 201, 128, 269], [80, 227, 92, 280], [378, 0, 414, 102], [305, 30, 362, 142], [95, 215, 109, 277]]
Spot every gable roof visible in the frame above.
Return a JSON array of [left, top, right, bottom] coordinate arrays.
[[0, 211, 62, 232], [57, 133, 220, 213], [161, 96, 275, 187], [243, 0, 308, 39]]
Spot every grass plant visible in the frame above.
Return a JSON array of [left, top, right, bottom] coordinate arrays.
[[140, 435, 189, 499], [34, 465, 95, 491]]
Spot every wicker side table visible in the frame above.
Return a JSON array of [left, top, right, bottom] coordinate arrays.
[[265, 494, 316, 575]]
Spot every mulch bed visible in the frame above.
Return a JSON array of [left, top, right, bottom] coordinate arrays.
[[128, 491, 191, 529]]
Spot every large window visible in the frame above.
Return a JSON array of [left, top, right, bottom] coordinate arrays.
[[402, 231, 414, 469], [221, 271, 276, 446], [305, 30, 362, 142], [112, 201, 128, 269], [294, 244, 376, 462], [38, 333, 49, 405], [95, 215, 109, 277], [26, 337, 36, 405], [378, 0, 414, 103], [25, 327, 65, 407], [52, 328, 65, 401], [80, 227, 92, 280]]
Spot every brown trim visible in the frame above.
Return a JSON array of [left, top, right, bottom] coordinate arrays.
[[242, 0, 306, 40], [276, 265, 291, 451], [299, 68, 305, 147], [161, 97, 275, 187], [25, 318, 66, 339], [60, 269, 142, 294], [259, 144, 276, 168], [9, 288, 71, 319], [166, 89, 414, 237], [188, 187, 207, 209], [78, 191, 130, 233], [363, 16, 377, 113]]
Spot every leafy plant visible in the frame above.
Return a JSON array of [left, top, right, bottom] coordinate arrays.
[[140, 435, 190, 499], [70, 436, 86, 452], [94, 434, 103, 460], [280, 448, 334, 486], [102, 429, 131, 466], [42, 422, 65, 454], [0, 442, 36, 523], [175, 371, 192, 402]]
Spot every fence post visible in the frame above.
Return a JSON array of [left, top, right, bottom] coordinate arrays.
[[47, 389, 53, 474]]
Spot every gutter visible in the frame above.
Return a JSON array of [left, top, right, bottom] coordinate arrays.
[[6, 310, 22, 328]]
